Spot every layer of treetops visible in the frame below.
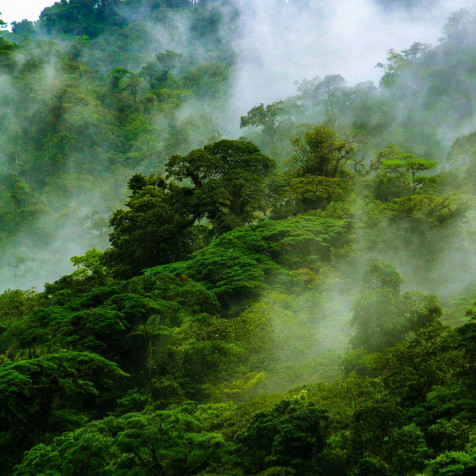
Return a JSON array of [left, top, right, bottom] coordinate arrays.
[[0, 1, 476, 475]]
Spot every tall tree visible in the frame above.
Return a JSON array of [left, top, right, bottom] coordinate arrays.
[[240, 101, 285, 140], [166, 139, 276, 233], [102, 174, 198, 278], [289, 125, 365, 178]]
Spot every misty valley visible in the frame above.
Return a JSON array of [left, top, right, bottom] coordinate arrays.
[[0, 0, 476, 475]]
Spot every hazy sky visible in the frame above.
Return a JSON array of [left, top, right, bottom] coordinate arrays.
[[0, 0, 56, 26], [232, 0, 471, 110]]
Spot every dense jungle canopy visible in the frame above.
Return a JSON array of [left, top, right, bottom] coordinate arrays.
[[0, 0, 476, 474]]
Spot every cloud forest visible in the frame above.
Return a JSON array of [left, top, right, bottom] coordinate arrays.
[[0, 0, 475, 474]]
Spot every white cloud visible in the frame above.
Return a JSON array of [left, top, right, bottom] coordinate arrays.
[[1, 0, 56, 26]]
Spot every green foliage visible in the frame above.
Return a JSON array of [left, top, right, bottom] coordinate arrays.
[[0, 35, 16, 69], [240, 101, 286, 138], [372, 145, 438, 200], [351, 263, 442, 352], [377, 42, 431, 88], [2, 3, 476, 475], [4, 272, 220, 388], [424, 447, 476, 475], [0, 0, 235, 284], [289, 125, 364, 178], [385, 194, 464, 226], [0, 351, 127, 473], [39, 0, 126, 38], [0, 14, 15, 69], [362, 262, 403, 292], [103, 140, 276, 277], [0, 289, 41, 327], [273, 174, 349, 217], [147, 214, 349, 311], [102, 174, 198, 278], [371, 325, 465, 407], [14, 408, 229, 476], [70, 248, 109, 280], [237, 393, 329, 474], [181, 61, 229, 97], [166, 139, 276, 233]]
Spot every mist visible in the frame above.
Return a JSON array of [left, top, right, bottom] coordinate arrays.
[[3, 4, 476, 474], [1, 0, 475, 295], [231, 0, 470, 113]]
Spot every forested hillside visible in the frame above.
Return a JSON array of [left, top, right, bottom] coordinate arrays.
[[0, 1, 476, 474]]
